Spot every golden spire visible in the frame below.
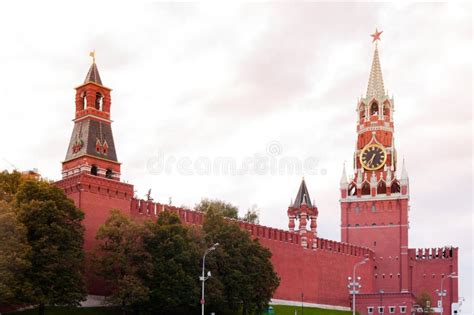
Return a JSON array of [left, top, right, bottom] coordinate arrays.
[[366, 29, 385, 98]]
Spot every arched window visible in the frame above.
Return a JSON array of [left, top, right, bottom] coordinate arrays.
[[102, 141, 108, 155], [383, 104, 390, 119], [96, 139, 102, 153], [377, 181, 386, 194], [81, 91, 87, 110], [361, 182, 370, 195], [91, 165, 98, 176], [359, 104, 366, 122], [95, 92, 103, 110], [349, 183, 356, 196], [105, 169, 113, 179], [391, 181, 400, 193], [370, 102, 379, 116]]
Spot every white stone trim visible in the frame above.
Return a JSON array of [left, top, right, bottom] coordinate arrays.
[[341, 193, 408, 202], [270, 299, 350, 311], [358, 125, 393, 134], [343, 224, 408, 230], [74, 114, 112, 123]]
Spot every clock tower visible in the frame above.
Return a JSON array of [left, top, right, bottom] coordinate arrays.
[[340, 30, 410, 293]]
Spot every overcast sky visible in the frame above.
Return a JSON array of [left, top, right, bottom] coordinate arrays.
[[0, 2, 472, 311]]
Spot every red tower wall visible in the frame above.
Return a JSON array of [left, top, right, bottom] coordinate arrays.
[[409, 247, 459, 315], [341, 198, 409, 293], [56, 174, 134, 252]]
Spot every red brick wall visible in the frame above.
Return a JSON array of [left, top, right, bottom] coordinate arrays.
[[409, 248, 459, 315], [55, 181, 459, 311]]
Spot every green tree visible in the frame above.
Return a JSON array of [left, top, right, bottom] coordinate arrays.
[[94, 210, 151, 315], [196, 198, 239, 220], [0, 170, 23, 203], [416, 291, 433, 315], [14, 179, 86, 315], [203, 209, 280, 315], [0, 200, 31, 304], [242, 205, 260, 224], [143, 210, 202, 314]]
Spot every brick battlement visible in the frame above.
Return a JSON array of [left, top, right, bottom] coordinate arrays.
[[56, 173, 134, 198], [410, 247, 457, 260], [130, 198, 372, 258]]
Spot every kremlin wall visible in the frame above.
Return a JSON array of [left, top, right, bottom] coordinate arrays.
[[55, 34, 459, 315]]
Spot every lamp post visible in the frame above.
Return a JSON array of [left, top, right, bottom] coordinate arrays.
[[436, 272, 457, 315], [348, 258, 369, 315], [379, 290, 384, 314], [200, 243, 219, 315], [301, 292, 304, 315]]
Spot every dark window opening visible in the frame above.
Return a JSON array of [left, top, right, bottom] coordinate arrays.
[[370, 102, 379, 116], [377, 181, 386, 194], [91, 165, 98, 176], [362, 183, 371, 195], [391, 181, 400, 193], [105, 169, 113, 179], [95, 92, 103, 110], [81, 91, 87, 110]]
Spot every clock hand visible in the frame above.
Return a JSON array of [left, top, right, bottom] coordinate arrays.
[[368, 154, 376, 166]]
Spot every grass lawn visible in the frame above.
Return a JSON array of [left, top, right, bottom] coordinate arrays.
[[270, 305, 352, 315], [9, 304, 351, 315], [7, 306, 121, 315]]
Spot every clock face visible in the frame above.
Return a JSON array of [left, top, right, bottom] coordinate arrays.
[[360, 144, 387, 171]]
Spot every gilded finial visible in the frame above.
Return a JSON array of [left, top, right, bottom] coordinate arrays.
[[89, 50, 96, 64]]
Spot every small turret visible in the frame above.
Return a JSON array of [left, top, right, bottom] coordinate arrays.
[[400, 159, 409, 195], [340, 163, 349, 199], [287, 178, 319, 248], [340, 163, 348, 188]]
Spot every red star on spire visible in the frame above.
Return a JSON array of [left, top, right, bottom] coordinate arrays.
[[371, 28, 383, 43]]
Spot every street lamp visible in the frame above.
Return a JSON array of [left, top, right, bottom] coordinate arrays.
[[200, 243, 219, 315], [436, 272, 457, 315], [301, 292, 304, 315], [348, 258, 369, 315]]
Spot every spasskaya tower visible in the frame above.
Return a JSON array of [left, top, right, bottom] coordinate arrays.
[[339, 29, 410, 293]]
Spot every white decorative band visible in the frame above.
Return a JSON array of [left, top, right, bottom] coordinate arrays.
[[270, 299, 350, 311], [343, 224, 409, 229]]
